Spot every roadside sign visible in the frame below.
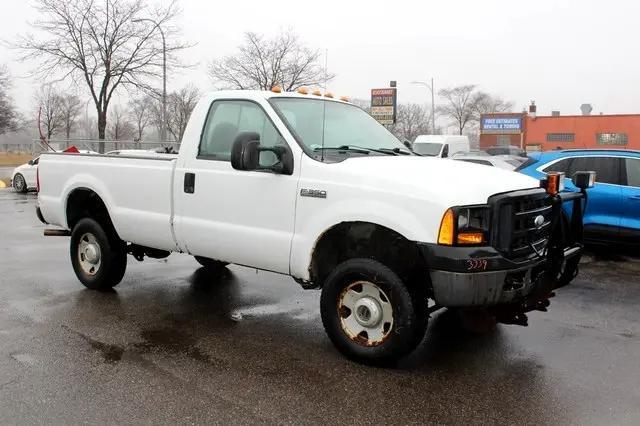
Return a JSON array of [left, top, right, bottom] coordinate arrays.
[[481, 116, 522, 134], [371, 88, 397, 125]]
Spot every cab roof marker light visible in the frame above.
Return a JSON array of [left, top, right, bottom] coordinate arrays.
[[312, 89, 322, 96], [297, 87, 309, 95], [324, 92, 334, 98], [339, 96, 350, 102], [271, 86, 282, 93]]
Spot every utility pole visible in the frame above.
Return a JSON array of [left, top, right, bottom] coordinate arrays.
[[411, 78, 436, 134], [133, 18, 167, 142]]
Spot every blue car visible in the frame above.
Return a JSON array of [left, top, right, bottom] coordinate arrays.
[[517, 149, 640, 246]]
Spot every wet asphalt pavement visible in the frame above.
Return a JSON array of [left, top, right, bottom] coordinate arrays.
[[0, 189, 639, 425]]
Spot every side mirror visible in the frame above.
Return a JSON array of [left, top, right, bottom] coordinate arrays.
[[230, 132, 293, 175], [28, 160, 35, 166], [572, 171, 596, 190]]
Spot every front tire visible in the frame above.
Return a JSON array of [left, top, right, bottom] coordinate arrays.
[[70, 218, 127, 291], [320, 258, 427, 365], [12, 173, 27, 193]]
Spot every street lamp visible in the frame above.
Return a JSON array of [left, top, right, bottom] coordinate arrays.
[[411, 78, 436, 134], [133, 18, 167, 142]]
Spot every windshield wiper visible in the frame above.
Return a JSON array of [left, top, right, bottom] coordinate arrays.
[[378, 147, 412, 156], [314, 145, 399, 156]]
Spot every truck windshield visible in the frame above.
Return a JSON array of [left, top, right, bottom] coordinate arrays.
[[270, 98, 409, 160], [412, 143, 443, 156]]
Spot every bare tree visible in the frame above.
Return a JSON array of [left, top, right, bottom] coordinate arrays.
[[472, 92, 514, 120], [108, 105, 135, 140], [437, 85, 478, 135], [128, 95, 152, 141], [0, 65, 19, 135], [209, 30, 334, 91], [59, 94, 83, 139], [165, 85, 200, 142], [18, 0, 189, 151], [391, 103, 431, 143], [35, 85, 65, 139]]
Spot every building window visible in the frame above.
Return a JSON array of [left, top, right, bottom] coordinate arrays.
[[496, 135, 511, 146], [546, 133, 575, 142], [596, 133, 628, 145]]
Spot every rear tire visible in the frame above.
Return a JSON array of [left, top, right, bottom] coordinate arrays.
[[194, 256, 228, 271], [13, 173, 27, 193], [70, 218, 127, 291], [320, 258, 427, 366]]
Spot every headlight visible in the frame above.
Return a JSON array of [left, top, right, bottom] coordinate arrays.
[[438, 206, 490, 246]]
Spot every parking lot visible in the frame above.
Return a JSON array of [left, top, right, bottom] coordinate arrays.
[[0, 188, 639, 424]]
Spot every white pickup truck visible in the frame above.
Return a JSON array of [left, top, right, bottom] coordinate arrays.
[[37, 89, 592, 365]]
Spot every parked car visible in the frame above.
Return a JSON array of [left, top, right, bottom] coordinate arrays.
[[12, 149, 98, 193], [517, 149, 640, 246], [36, 90, 589, 365], [484, 146, 527, 157], [413, 135, 470, 157], [11, 156, 39, 193], [454, 154, 523, 170]]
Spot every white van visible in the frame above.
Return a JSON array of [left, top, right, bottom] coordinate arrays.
[[412, 135, 470, 157]]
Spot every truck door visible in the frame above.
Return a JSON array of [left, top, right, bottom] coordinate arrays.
[[174, 99, 299, 274]]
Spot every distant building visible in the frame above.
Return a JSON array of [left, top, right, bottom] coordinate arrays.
[[480, 103, 640, 152]]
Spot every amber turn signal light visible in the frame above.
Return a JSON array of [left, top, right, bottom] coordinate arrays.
[[438, 209, 455, 245], [457, 232, 485, 245]]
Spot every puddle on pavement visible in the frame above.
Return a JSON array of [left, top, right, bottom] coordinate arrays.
[[136, 327, 212, 364]]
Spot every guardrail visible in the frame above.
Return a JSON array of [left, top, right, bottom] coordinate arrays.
[[31, 139, 181, 155]]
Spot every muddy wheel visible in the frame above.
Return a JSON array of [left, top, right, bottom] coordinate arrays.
[[194, 256, 228, 271], [320, 258, 426, 365], [70, 218, 127, 291], [13, 173, 27, 193]]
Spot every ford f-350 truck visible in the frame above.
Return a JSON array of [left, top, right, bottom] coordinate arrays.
[[36, 90, 592, 365]]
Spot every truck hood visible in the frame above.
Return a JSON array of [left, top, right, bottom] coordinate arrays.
[[333, 155, 540, 206]]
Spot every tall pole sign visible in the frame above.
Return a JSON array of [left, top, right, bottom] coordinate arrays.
[[370, 88, 397, 125]]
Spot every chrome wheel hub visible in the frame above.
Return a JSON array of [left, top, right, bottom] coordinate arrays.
[[78, 233, 101, 276], [338, 281, 393, 346]]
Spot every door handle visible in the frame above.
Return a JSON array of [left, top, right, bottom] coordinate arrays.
[[184, 172, 195, 194]]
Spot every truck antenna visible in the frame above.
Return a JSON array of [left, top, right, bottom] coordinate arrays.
[[320, 48, 328, 162]]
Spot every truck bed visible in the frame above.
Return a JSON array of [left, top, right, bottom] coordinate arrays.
[[38, 153, 178, 251]]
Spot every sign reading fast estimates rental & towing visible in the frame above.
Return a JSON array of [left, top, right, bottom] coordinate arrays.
[[370, 88, 397, 125], [481, 116, 522, 133]]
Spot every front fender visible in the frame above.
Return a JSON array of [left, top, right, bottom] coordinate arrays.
[[289, 197, 439, 280]]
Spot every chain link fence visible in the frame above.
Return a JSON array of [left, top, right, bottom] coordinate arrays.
[[31, 139, 181, 155]]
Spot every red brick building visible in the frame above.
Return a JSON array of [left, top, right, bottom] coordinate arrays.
[[480, 107, 640, 152]]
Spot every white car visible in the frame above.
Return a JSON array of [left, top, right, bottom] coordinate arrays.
[[36, 89, 588, 365], [12, 150, 99, 193], [454, 154, 524, 170], [11, 156, 39, 193]]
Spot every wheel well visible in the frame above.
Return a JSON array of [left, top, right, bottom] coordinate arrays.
[[66, 188, 118, 238], [309, 222, 428, 289]]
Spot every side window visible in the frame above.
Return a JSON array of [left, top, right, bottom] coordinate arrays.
[[625, 158, 640, 187], [567, 157, 621, 185], [199, 100, 286, 165], [542, 158, 572, 173]]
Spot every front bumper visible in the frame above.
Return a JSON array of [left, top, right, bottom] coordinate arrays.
[[419, 243, 581, 307]]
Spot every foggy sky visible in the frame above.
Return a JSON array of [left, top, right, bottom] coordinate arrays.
[[1, 0, 639, 121]]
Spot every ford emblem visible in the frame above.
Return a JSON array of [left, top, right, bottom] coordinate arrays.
[[534, 215, 545, 228]]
